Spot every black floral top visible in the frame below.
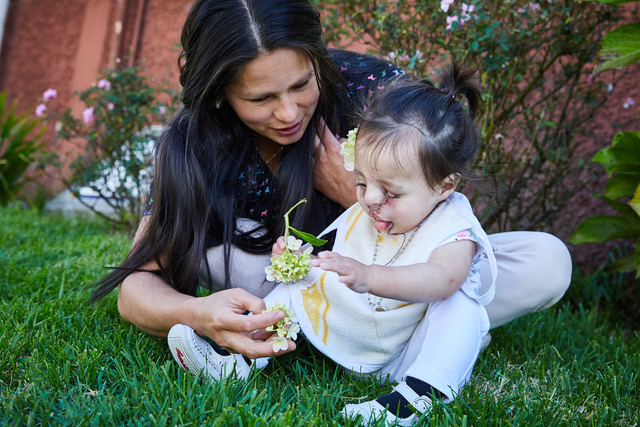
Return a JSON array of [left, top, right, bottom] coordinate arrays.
[[145, 50, 405, 247]]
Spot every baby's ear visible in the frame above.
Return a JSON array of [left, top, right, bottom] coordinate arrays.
[[437, 173, 460, 199]]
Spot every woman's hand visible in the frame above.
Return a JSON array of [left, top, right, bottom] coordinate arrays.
[[313, 118, 357, 208], [190, 288, 296, 359]]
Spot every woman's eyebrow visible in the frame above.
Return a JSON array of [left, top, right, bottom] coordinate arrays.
[[243, 70, 314, 99]]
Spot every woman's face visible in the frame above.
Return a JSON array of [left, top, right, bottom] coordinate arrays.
[[224, 48, 320, 146]]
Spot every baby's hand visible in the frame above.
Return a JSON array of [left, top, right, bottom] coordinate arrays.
[[311, 251, 373, 293], [271, 236, 287, 258]]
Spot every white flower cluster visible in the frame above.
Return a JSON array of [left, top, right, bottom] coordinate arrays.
[[265, 236, 312, 284], [263, 302, 301, 352], [340, 126, 358, 172]]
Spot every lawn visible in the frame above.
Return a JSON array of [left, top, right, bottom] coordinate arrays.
[[1, 206, 638, 425]]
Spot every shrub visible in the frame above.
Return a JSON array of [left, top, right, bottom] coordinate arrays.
[[570, 0, 640, 277], [315, 0, 622, 233], [0, 92, 46, 205], [40, 63, 179, 230]]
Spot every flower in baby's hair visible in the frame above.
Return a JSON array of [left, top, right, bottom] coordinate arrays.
[[97, 79, 111, 90], [265, 237, 313, 284], [263, 302, 300, 352], [35, 103, 47, 117], [42, 88, 58, 102], [441, 0, 454, 12], [340, 126, 358, 172]]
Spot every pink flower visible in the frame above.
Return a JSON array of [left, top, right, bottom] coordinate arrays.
[[446, 15, 459, 30], [441, 0, 454, 12], [97, 79, 111, 90], [35, 103, 47, 117], [82, 107, 94, 124], [158, 105, 167, 114], [623, 97, 635, 109], [42, 88, 57, 102], [108, 103, 115, 111]]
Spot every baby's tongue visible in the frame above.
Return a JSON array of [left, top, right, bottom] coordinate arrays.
[[374, 220, 391, 231]]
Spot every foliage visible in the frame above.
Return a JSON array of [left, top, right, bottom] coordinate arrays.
[[0, 206, 638, 425], [0, 92, 46, 205], [42, 63, 179, 230], [571, 0, 640, 277], [314, 0, 621, 233]]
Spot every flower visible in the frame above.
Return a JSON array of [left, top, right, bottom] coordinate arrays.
[[623, 97, 635, 109], [341, 126, 358, 171], [271, 336, 288, 352], [446, 15, 459, 30], [263, 302, 300, 352], [265, 243, 313, 284], [158, 105, 167, 115], [42, 88, 58, 102], [107, 102, 115, 111], [82, 107, 94, 124], [97, 79, 111, 90], [441, 0, 454, 12], [35, 103, 47, 117]]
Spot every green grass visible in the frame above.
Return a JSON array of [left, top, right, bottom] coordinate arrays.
[[1, 206, 638, 426]]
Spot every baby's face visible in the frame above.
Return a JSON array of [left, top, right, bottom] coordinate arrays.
[[354, 144, 449, 235]]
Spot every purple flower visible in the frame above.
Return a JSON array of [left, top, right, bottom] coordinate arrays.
[[108, 103, 115, 111], [623, 97, 635, 109], [441, 0, 454, 12], [35, 103, 47, 117], [446, 15, 459, 30], [97, 79, 111, 90], [42, 88, 57, 102], [82, 107, 94, 124], [158, 105, 167, 115]]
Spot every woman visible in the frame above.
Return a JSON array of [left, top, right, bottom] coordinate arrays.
[[92, 0, 571, 367]]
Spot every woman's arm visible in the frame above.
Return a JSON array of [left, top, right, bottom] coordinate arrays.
[[116, 217, 295, 359], [311, 240, 476, 303]]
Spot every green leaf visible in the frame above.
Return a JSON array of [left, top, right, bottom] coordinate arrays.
[[604, 173, 640, 199], [630, 184, 640, 217], [597, 23, 640, 72], [289, 227, 328, 247], [587, 0, 638, 6], [592, 131, 640, 174], [569, 214, 640, 244]]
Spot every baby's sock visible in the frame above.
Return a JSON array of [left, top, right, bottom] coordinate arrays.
[[375, 376, 445, 418]]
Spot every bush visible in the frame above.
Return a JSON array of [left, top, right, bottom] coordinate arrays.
[[315, 0, 622, 233], [0, 92, 46, 205], [570, 0, 640, 277], [40, 63, 179, 230]]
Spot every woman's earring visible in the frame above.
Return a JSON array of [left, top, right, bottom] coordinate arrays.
[[215, 99, 223, 109]]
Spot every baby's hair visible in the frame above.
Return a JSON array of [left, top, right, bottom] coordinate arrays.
[[356, 63, 481, 190]]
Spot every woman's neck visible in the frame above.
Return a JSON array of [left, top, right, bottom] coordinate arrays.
[[255, 136, 284, 174]]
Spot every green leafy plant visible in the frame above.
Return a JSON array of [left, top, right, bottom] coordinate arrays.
[[0, 92, 46, 205], [42, 63, 179, 229], [570, 0, 640, 277], [265, 199, 328, 284], [315, 0, 621, 233]]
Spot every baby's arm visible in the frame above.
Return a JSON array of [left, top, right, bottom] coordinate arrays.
[[311, 239, 476, 303]]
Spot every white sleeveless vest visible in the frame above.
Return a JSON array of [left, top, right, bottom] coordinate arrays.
[[286, 192, 497, 372]]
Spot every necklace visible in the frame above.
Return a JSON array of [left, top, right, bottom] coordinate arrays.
[[262, 146, 284, 165], [367, 224, 421, 311]]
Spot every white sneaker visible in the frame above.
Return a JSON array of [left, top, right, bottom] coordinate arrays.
[[167, 324, 252, 381], [341, 381, 432, 426]]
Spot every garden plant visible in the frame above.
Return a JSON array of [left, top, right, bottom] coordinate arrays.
[[38, 63, 179, 230], [315, 0, 624, 234]]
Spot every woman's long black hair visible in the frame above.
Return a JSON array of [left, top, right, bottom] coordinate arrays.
[[90, 0, 352, 300]]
